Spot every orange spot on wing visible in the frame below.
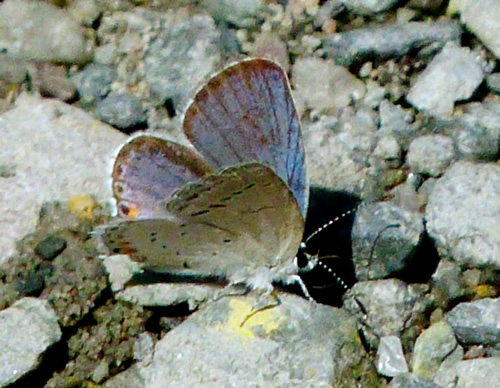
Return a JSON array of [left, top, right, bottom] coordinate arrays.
[[119, 203, 140, 219]]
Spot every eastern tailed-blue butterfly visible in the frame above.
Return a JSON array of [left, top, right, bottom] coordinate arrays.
[[103, 58, 350, 301]]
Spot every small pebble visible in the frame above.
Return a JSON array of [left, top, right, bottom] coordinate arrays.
[[95, 93, 146, 132], [35, 235, 67, 260], [407, 135, 455, 177]]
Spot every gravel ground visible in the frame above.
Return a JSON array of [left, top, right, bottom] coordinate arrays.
[[0, 0, 498, 387]]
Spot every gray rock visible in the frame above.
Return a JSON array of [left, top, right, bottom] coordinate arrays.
[[202, 0, 265, 28], [452, 101, 500, 161], [407, 42, 484, 118], [95, 93, 146, 131], [72, 63, 117, 105], [345, 0, 399, 15], [407, 135, 456, 177], [486, 73, 500, 94], [431, 260, 464, 305], [378, 100, 416, 150], [446, 298, 500, 346], [314, 0, 346, 29], [0, 55, 29, 84], [144, 12, 221, 110], [412, 321, 460, 380], [292, 58, 365, 116], [125, 294, 371, 387], [388, 373, 442, 388], [102, 254, 141, 292], [435, 357, 500, 388], [117, 283, 220, 311], [68, 0, 101, 27], [103, 365, 145, 388], [362, 80, 388, 109], [376, 335, 409, 377], [29, 63, 77, 102], [352, 201, 425, 280], [451, 0, 500, 59], [0, 297, 62, 386], [0, 93, 126, 264], [425, 162, 500, 268], [322, 21, 461, 67], [303, 110, 376, 196], [371, 135, 402, 169], [133, 332, 154, 364], [344, 279, 422, 343], [0, 0, 90, 64]]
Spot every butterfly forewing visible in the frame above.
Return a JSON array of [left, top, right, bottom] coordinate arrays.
[[183, 59, 308, 217], [112, 136, 214, 219], [105, 163, 304, 281]]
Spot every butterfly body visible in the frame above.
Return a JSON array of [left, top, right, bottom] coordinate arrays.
[[103, 59, 313, 297]]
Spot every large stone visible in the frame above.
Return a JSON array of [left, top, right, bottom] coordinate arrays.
[[0, 298, 62, 386], [0, 0, 90, 64], [0, 94, 126, 264]]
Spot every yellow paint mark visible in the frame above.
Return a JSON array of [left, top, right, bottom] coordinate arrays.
[[68, 195, 97, 220], [214, 298, 285, 342]]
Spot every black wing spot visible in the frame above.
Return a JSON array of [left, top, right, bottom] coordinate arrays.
[[209, 204, 226, 209], [184, 193, 199, 201], [191, 209, 210, 217], [223, 238, 231, 243]]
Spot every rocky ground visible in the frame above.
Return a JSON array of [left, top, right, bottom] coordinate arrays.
[[0, 0, 499, 387]]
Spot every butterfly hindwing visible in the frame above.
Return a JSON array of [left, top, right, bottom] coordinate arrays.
[[112, 135, 214, 219], [105, 163, 304, 281]]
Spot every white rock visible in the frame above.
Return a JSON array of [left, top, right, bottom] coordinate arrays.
[[449, 0, 500, 59], [407, 42, 483, 117], [0, 94, 127, 264], [0, 0, 90, 63], [293, 58, 365, 116], [377, 335, 409, 377], [0, 298, 61, 386]]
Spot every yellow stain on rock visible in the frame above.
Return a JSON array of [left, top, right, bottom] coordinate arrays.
[[215, 298, 286, 342], [475, 284, 497, 298], [68, 195, 97, 219]]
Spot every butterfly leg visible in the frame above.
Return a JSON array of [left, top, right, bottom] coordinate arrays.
[[212, 282, 250, 301], [286, 274, 314, 301], [240, 291, 281, 327]]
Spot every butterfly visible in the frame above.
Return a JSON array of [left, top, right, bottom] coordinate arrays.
[[103, 58, 348, 301]]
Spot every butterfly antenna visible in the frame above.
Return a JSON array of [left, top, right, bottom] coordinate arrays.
[[305, 205, 360, 244], [315, 254, 349, 291]]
